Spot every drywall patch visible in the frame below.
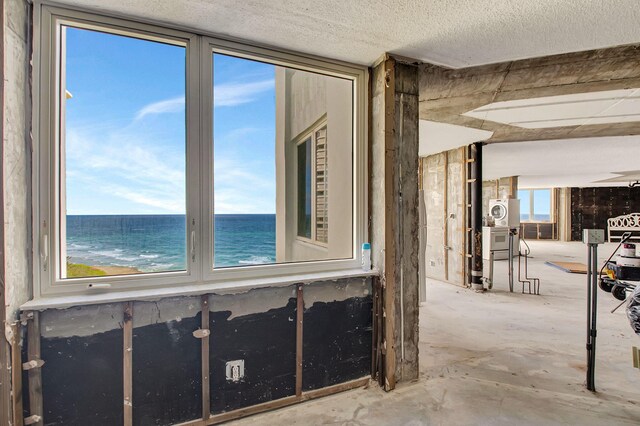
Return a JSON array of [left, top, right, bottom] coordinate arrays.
[[132, 297, 200, 329], [303, 277, 371, 307], [209, 285, 297, 320], [40, 303, 123, 339]]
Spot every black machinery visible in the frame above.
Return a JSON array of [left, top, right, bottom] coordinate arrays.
[[587, 231, 640, 392]]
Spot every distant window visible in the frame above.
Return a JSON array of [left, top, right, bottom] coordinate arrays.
[[297, 137, 312, 239], [296, 123, 329, 244], [518, 189, 553, 222]]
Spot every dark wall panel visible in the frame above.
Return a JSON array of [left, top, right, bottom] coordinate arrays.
[[303, 295, 373, 391], [41, 329, 123, 426], [34, 277, 374, 424], [132, 311, 202, 426], [571, 187, 640, 241], [209, 289, 297, 414]]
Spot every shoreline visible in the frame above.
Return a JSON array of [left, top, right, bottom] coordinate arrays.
[[67, 261, 143, 278], [94, 265, 143, 275]]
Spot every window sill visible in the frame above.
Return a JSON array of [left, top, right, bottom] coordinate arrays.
[[21, 268, 379, 311]]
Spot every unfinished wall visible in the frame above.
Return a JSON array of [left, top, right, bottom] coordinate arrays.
[[558, 188, 571, 241], [21, 277, 373, 425], [3, 0, 32, 324], [422, 147, 467, 287], [570, 187, 640, 241], [370, 56, 419, 389], [481, 177, 517, 217]]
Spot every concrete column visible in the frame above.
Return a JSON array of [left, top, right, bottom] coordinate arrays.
[[2, 0, 33, 422], [371, 55, 420, 389], [469, 142, 483, 290]]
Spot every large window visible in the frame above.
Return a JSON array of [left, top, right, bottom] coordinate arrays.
[[35, 6, 366, 296], [517, 189, 553, 222]]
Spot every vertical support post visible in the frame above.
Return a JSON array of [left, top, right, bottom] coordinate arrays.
[[0, 331, 11, 426], [382, 57, 398, 392], [371, 55, 419, 389], [27, 312, 43, 426], [469, 142, 484, 290], [586, 243, 599, 391], [201, 295, 210, 420], [123, 303, 133, 426], [295, 284, 304, 397], [461, 146, 468, 287], [10, 323, 23, 426], [443, 151, 449, 282], [371, 276, 384, 384]]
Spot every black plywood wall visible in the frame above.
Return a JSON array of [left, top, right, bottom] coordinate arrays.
[[30, 278, 373, 426], [571, 187, 640, 241]]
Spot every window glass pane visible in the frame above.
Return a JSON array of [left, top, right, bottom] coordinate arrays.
[[297, 139, 312, 239], [62, 26, 187, 279], [533, 189, 551, 221], [517, 189, 530, 221], [212, 53, 353, 268]]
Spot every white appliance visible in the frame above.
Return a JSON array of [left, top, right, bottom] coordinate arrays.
[[483, 226, 518, 260], [489, 199, 520, 228]]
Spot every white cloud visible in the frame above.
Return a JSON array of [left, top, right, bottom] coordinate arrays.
[[133, 78, 274, 121], [66, 128, 186, 214], [214, 79, 274, 107], [213, 156, 275, 214], [135, 96, 185, 120]]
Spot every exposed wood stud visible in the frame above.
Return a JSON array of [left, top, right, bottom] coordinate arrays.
[[123, 302, 133, 426], [26, 311, 43, 426], [201, 295, 211, 420], [295, 283, 304, 397], [10, 322, 24, 426], [443, 150, 449, 282]]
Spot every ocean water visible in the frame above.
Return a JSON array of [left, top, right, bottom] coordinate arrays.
[[66, 214, 276, 272]]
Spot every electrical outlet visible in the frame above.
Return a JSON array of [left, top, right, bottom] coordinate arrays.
[[225, 360, 245, 382]]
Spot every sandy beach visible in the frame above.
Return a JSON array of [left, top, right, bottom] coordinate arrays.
[[95, 265, 143, 275]]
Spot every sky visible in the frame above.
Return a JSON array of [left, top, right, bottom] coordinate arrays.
[[517, 189, 551, 218], [65, 26, 276, 215]]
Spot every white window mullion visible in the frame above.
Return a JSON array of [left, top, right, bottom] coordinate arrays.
[[200, 38, 215, 276], [186, 34, 202, 282]]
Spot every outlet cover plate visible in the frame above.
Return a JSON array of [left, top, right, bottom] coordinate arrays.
[[225, 360, 245, 382]]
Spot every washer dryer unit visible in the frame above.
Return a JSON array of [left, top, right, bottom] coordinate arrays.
[[489, 199, 520, 228]]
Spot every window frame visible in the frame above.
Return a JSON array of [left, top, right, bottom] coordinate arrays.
[[33, 4, 368, 298], [517, 188, 555, 223]]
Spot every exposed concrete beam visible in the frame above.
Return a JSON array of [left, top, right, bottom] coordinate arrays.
[[419, 44, 640, 143]]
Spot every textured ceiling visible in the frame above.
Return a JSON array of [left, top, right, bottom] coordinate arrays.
[[53, 0, 640, 67], [484, 136, 640, 188]]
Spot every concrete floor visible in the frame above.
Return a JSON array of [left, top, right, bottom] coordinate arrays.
[[231, 241, 640, 425]]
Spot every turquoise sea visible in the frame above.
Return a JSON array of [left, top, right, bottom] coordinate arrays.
[[65, 214, 276, 271]]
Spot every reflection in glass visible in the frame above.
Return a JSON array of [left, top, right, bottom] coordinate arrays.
[[212, 53, 353, 268]]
